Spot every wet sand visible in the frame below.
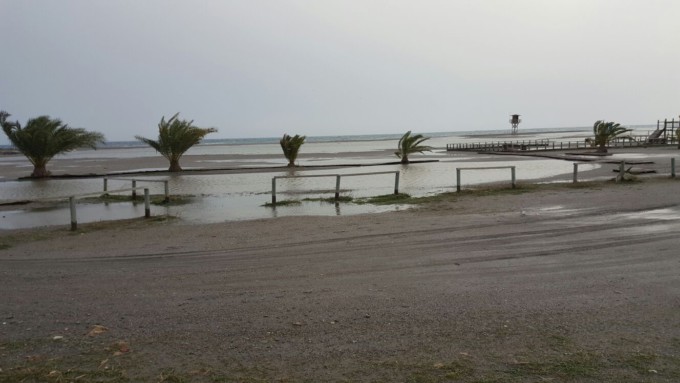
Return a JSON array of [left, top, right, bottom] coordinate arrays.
[[1, 164, 680, 381]]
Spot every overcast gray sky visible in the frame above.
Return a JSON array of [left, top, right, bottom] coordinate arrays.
[[1, 0, 678, 143]]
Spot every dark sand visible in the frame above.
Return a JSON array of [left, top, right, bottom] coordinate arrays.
[[2, 168, 680, 381]]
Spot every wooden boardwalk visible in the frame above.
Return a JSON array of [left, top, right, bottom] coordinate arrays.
[[446, 135, 678, 152]]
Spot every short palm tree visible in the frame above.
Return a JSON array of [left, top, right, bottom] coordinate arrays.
[[592, 120, 631, 153], [0, 111, 105, 178], [135, 113, 217, 172], [280, 133, 306, 167], [395, 131, 431, 164]]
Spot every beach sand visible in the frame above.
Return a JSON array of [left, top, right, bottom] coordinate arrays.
[[2, 145, 680, 381]]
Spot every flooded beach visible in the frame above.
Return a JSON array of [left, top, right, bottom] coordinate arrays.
[[2, 126, 673, 229]]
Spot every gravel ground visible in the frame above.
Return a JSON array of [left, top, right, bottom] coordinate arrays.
[[1, 175, 680, 382]]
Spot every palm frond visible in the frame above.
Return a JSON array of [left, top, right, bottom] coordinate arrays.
[[592, 120, 631, 149], [1, 111, 105, 176], [395, 131, 432, 163], [135, 113, 217, 171], [280, 133, 306, 166]]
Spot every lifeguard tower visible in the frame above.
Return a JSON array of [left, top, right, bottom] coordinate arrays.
[[510, 114, 521, 135]]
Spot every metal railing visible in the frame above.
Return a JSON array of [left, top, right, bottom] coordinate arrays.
[[456, 166, 516, 192], [446, 136, 678, 152], [104, 177, 169, 202], [271, 171, 400, 204], [69, 187, 151, 230], [573, 158, 678, 183]]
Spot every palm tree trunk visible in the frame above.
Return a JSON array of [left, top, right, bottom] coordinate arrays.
[[31, 164, 50, 178], [597, 144, 607, 153], [169, 159, 182, 172], [287, 161, 295, 167], [400, 156, 409, 164]]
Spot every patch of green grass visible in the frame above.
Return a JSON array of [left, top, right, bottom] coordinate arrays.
[[671, 337, 680, 350], [373, 359, 475, 383], [262, 199, 302, 207], [303, 196, 354, 203], [546, 334, 573, 349], [457, 184, 536, 196], [623, 352, 657, 375], [157, 369, 188, 383], [354, 193, 413, 205], [0, 232, 52, 250], [82, 194, 193, 206], [506, 351, 600, 379], [0, 364, 130, 383]]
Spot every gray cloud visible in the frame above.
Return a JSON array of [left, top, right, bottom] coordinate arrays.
[[1, 0, 678, 144]]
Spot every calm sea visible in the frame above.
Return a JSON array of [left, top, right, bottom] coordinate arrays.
[[99, 127, 594, 149]]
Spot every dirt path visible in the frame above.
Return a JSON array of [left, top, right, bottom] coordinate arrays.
[[2, 180, 680, 382]]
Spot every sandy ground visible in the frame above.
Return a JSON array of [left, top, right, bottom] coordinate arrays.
[[1, 145, 680, 381], [1, 166, 680, 381]]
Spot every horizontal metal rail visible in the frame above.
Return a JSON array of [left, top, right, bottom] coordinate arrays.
[[456, 166, 516, 191], [69, 186, 151, 231], [104, 177, 169, 202], [272, 171, 400, 204]]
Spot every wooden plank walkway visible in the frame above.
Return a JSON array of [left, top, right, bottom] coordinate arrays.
[[446, 135, 678, 152]]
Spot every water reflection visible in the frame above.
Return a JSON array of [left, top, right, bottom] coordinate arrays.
[[0, 158, 598, 229]]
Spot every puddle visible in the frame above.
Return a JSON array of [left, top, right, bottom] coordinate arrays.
[[617, 208, 680, 221], [0, 157, 605, 230], [519, 205, 595, 216]]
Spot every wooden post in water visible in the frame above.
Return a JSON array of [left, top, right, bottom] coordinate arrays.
[[335, 175, 341, 200], [573, 163, 578, 183], [672, 158, 676, 178], [271, 178, 277, 205], [69, 197, 77, 231], [456, 168, 461, 192], [144, 188, 150, 218], [511, 166, 516, 188], [163, 180, 169, 202], [394, 172, 400, 194], [103, 178, 108, 195], [617, 161, 625, 182], [131, 180, 137, 199]]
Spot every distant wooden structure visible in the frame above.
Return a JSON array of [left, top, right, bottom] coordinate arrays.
[[446, 135, 673, 152], [647, 118, 679, 144], [510, 114, 521, 135]]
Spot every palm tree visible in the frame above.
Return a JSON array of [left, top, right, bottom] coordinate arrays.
[[135, 113, 217, 172], [591, 120, 631, 153], [395, 131, 431, 164], [0, 111, 105, 178], [280, 133, 306, 167]]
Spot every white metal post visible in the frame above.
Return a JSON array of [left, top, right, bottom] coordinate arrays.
[[456, 169, 461, 192], [271, 178, 277, 204], [69, 197, 77, 231], [144, 188, 150, 217], [672, 158, 676, 178], [511, 167, 516, 188], [335, 175, 341, 200]]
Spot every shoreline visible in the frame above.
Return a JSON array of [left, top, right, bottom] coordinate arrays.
[[2, 145, 676, 182]]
